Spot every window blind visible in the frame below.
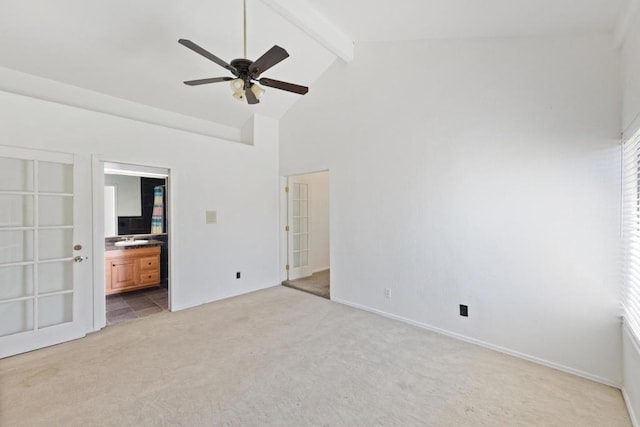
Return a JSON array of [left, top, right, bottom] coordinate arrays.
[[622, 131, 640, 340]]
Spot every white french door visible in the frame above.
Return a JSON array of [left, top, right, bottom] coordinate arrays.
[[0, 146, 91, 358], [287, 177, 312, 280]]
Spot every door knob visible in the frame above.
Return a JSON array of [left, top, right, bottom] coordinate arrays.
[[74, 256, 88, 263]]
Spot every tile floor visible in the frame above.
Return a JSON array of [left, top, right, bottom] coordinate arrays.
[[106, 286, 169, 325]]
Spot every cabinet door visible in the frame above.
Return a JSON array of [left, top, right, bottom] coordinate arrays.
[[109, 258, 137, 290], [105, 260, 112, 291]]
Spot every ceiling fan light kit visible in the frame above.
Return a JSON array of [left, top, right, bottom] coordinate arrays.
[[230, 78, 246, 101], [250, 82, 266, 98], [178, 0, 308, 105]]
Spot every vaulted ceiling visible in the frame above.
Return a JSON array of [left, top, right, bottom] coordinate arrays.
[[310, 0, 629, 41], [0, 0, 630, 133]]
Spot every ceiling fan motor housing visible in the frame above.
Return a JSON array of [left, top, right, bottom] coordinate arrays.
[[230, 58, 256, 86], [230, 58, 253, 75]]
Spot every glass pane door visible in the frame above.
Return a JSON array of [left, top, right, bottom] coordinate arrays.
[[292, 183, 309, 268], [0, 151, 79, 347], [287, 178, 313, 280]]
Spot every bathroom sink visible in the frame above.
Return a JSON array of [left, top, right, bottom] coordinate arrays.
[[114, 240, 149, 247]]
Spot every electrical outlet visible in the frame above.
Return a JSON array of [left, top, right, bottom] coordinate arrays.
[[384, 288, 391, 298], [459, 304, 468, 317], [236, 272, 241, 279]]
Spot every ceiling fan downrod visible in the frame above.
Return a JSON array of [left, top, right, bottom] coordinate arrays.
[[243, 0, 247, 59]]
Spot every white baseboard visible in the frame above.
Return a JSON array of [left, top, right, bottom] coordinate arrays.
[[312, 267, 330, 274], [623, 388, 640, 427], [332, 297, 621, 388]]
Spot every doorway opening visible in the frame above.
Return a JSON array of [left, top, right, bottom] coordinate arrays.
[[102, 162, 170, 325], [281, 171, 330, 299]]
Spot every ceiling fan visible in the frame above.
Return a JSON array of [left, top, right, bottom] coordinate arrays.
[[178, 0, 309, 105]]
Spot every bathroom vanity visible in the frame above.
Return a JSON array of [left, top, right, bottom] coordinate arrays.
[[105, 243, 162, 295]]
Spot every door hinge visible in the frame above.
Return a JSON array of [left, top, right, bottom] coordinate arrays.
[[285, 186, 289, 193], [285, 225, 289, 232], [285, 264, 290, 271]]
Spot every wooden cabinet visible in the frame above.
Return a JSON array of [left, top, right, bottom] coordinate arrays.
[[105, 246, 161, 295], [109, 258, 137, 291]]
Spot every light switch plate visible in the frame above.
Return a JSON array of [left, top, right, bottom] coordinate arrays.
[[206, 210, 217, 224]]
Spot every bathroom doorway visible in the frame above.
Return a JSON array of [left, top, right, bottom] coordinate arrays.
[[281, 171, 330, 299], [102, 162, 171, 325]]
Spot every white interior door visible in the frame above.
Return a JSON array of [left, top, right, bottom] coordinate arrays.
[[287, 177, 312, 280], [0, 146, 91, 358]]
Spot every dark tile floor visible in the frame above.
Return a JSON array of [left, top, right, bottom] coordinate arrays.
[[106, 286, 169, 325]]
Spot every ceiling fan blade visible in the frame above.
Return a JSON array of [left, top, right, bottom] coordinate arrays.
[[178, 39, 238, 75], [245, 85, 260, 105], [249, 46, 289, 77], [184, 77, 233, 86], [259, 78, 309, 95]]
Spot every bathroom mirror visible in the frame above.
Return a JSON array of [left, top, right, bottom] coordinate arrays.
[[103, 162, 169, 237], [106, 175, 142, 216], [104, 174, 141, 236]]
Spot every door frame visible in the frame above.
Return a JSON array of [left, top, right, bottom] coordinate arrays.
[[91, 156, 174, 331], [279, 177, 288, 283]]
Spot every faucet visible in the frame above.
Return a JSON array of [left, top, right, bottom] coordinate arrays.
[[124, 235, 135, 242]]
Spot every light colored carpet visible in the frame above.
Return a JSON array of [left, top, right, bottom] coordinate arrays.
[[282, 269, 330, 299], [0, 286, 631, 426]]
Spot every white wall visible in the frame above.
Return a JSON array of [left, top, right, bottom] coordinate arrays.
[[293, 171, 330, 272], [280, 35, 622, 384], [622, 4, 640, 423], [104, 174, 141, 217], [104, 186, 117, 237], [623, 4, 640, 138], [623, 325, 640, 426], [0, 89, 280, 313]]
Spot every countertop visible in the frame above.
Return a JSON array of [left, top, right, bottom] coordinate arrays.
[[105, 239, 164, 251]]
